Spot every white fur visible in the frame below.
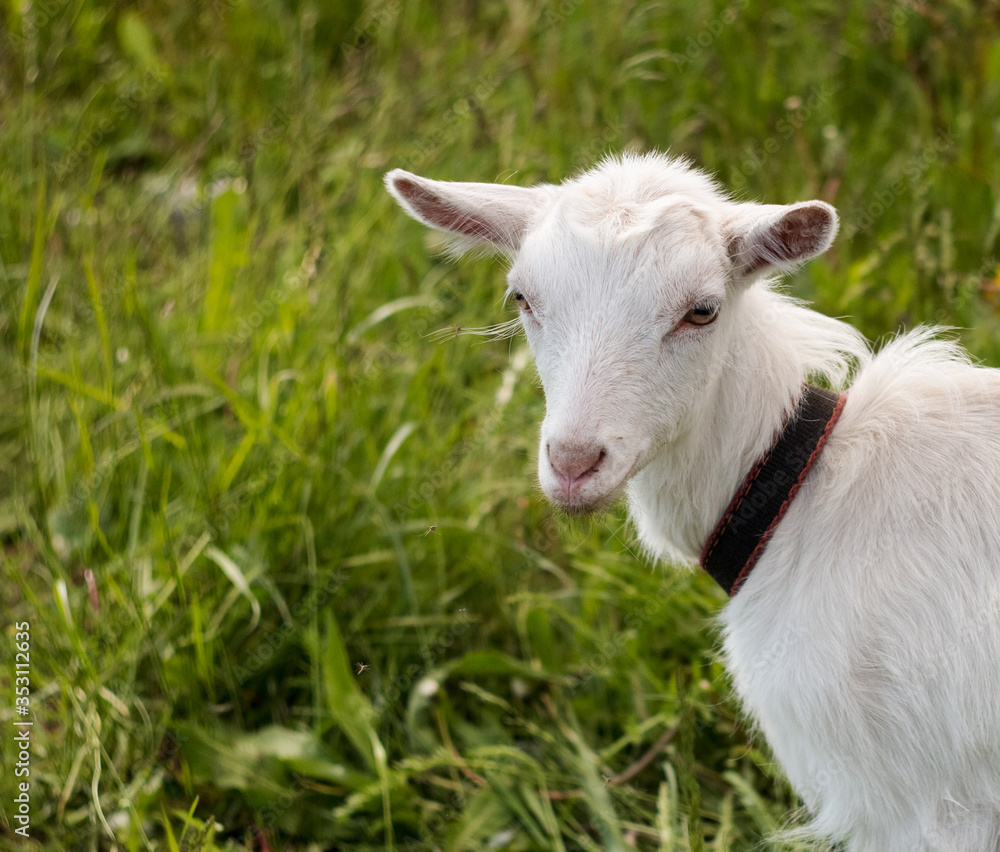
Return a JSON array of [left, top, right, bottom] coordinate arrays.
[[386, 153, 1000, 851]]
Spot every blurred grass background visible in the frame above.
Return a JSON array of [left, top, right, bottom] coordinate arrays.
[[2, 0, 1000, 849]]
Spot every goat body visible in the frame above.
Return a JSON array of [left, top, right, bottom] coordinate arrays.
[[386, 153, 1000, 851]]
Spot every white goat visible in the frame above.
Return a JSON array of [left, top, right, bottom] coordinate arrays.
[[386, 152, 1000, 852]]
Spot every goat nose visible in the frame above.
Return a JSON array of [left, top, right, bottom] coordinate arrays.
[[547, 440, 607, 489]]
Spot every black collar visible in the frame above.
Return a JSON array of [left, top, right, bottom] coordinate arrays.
[[700, 385, 847, 597]]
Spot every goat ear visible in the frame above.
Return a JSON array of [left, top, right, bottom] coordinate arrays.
[[385, 169, 546, 255], [724, 201, 838, 282]]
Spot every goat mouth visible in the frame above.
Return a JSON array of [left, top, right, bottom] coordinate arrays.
[[544, 459, 640, 516]]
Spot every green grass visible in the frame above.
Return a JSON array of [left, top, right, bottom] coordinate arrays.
[[2, 0, 1000, 849]]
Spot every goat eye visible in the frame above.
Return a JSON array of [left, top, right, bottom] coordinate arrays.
[[683, 301, 720, 326], [513, 291, 532, 313]]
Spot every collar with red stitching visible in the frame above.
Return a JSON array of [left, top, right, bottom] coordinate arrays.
[[700, 385, 847, 597]]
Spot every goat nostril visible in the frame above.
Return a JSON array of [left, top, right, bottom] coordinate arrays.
[[548, 441, 608, 487]]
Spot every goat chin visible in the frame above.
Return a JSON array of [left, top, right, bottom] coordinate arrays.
[[544, 488, 618, 517]]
